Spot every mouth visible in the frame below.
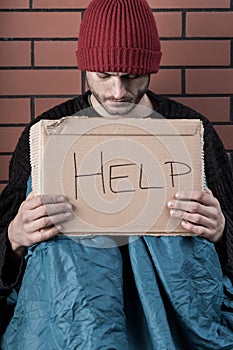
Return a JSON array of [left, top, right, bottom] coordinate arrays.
[[106, 99, 132, 106]]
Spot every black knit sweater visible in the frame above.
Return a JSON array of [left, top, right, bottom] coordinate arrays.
[[1, 90, 233, 294]]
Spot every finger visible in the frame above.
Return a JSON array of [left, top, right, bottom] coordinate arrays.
[[205, 187, 212, 193], [23, 194, 68, 211], [43, 202, 73, 217], [168, 199, 218, 219], [170, 209, 215, 229], [26, 191, 35, 199], [26, 225, 62, 246], [26, 211, 73, 232], [175, 191, 216, 207], [181, 220, 211, 237], [22, 202, 73, 222]]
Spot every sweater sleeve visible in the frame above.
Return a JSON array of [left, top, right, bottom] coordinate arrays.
[[0, 125, 31, 292], [0, 95, 90, 293], [154, 92, 233, 283], [203, 120, 233, 282]]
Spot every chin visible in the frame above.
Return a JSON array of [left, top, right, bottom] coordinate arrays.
[[104, 104, 135, 116], [108, 110, 132, 116]]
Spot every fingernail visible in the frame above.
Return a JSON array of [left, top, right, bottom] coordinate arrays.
[[170, 210, 175, 216], [58, 196, 65, 202], [167, 201, 173, 208]]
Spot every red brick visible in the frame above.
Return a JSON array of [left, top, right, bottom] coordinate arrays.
[[35, 97, 70, 116], [0, 99, 30, 123], [33, 0, 231, 9], [34, 0, 231, 9], [148, 0, 230, 8], [0, 156, 11, 180], [187, 12, 233, 37], [0, 184, 7, 194], [0, 0, 29, 9], [0, 70, 82, 95], [0, 127, 24, 152], [35, 41, 77, 66], [161, 40, 230, 66], [0, 41, 31, 67], [0, 12, 179, 39], [186, 69, 233, 94], [0, 12, 81, 38], [149, 70, 181, 94], [33, 0, 90, 8], [155, 13, 182, 37], [173, 97, 230, 122], [215, 126, 233, 151]]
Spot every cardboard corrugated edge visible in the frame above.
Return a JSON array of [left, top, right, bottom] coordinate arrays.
[[45, 116, 202, 136], [30, 121, 42, 195]]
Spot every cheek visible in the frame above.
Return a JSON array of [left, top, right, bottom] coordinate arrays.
[[133, 79, 149, 95], [132, 76, 149, 89], [140, 77, 150, 90], [93, 80, 110, 94]]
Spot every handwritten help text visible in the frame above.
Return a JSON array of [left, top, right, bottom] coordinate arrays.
[[73, 152, 191, 200]]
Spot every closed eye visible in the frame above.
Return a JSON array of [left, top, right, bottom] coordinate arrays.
[[126, 74, 140, 80], [97, 73, 111, 79]]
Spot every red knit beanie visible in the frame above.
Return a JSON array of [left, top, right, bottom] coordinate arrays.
[[76, 0, 162, 74]]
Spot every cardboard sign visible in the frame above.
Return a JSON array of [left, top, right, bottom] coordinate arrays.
[[30, 117, 205, 236]]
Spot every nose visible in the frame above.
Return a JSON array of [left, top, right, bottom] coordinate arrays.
[[111, 77, 127, 100]]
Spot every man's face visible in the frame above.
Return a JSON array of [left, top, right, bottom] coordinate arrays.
[[86, 72, 150, 116]]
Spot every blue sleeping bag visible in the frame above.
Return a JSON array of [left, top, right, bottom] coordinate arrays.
[[2, 234, 233, 350]]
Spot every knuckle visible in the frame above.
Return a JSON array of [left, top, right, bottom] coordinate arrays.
[[189, 202, 199, 212], [194, 191, 203, 202], [173, 201, 179, 209], [20, 201, 27, 212], [25, 222, 34, 233], [54, 213, 64, 224], [41, 206, 49, 217], [36, 195, 44, 206], [52, 195, 60, 203], [50, 226, 60, 236], [21, 212, 28, 224], [195, 214, 202, 224], [41, 227, 57, 241], [179, 210, 185, 219], [41, 216, 49, 227], [196, 227, 204, 235], [187, 222, 194, 232], [212, 207, 219, 218]]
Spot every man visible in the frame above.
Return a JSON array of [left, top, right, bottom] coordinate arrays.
[[1, 0, 233, 349]]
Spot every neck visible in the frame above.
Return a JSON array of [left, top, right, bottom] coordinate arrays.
[[90, 93, 154, 118]]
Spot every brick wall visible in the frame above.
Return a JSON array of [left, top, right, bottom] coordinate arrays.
[[0, 0, 233, 192]]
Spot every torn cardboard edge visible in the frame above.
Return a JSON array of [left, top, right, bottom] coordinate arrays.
[[30, 117, 205, 236]]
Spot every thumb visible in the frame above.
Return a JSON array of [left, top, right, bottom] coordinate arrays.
[[26, 191, 35, 199], [205, 187, 213, 195]]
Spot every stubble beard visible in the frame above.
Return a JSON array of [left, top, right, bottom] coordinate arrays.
[[87, 78, 150, 116]]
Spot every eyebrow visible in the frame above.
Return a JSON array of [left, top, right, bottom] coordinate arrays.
[[102, 72, 131, 77]]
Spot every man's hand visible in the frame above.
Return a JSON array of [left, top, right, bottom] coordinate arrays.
[[168, 188, 225, 243], [8, 192, 73, 256]]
